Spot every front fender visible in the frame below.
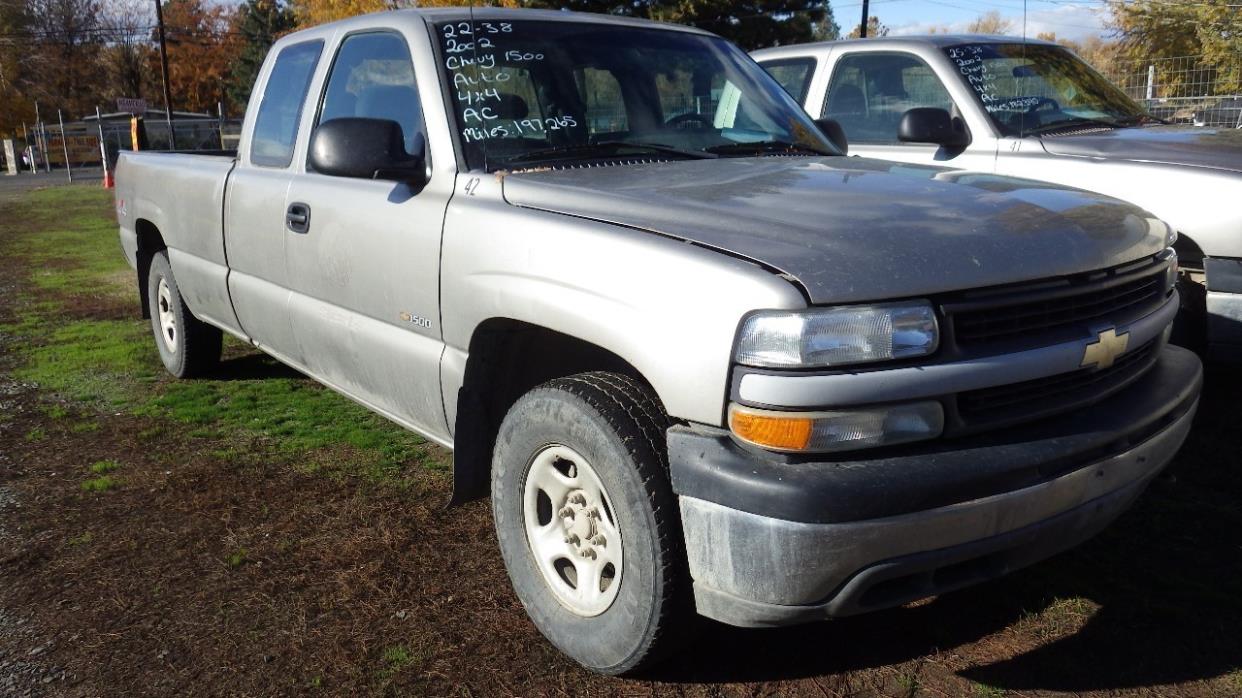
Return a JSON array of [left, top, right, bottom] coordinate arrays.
[[439, 192, 806, 428]]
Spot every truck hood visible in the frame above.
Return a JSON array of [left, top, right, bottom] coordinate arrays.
[[1039, 125, 1242, 174], [501, 157, 1167, 305]]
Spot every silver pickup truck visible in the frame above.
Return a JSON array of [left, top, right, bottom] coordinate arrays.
[[754, 36, 1242, 359], [115, 9, 1201, 674]]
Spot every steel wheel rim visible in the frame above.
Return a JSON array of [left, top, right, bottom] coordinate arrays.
[[156, 278, 177, 354], [522, 444, 623, 617]]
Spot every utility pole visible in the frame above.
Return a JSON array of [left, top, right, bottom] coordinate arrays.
[[154, 0, 176, 149], [860, 0, 870, 38]]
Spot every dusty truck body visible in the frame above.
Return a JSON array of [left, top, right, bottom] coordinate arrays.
[[115, 9, 1200, 674], [754, 35, 1242, 358]]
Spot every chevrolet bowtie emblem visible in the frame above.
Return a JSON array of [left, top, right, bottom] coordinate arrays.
[[1081, 328, 1130, 370]]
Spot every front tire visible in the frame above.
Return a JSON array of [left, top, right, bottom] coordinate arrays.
[[491, 372, 689, 674], [146, 251, 222, 378]]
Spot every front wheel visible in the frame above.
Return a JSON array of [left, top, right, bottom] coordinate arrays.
[[491, 372, 690, 674], [146, 251, 222, 378]]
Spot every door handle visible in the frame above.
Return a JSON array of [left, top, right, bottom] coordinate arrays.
[[286, 202, 311, 234]]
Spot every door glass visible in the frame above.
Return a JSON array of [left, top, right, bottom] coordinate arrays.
[[759, 58, 815, 103], [318, 31, 425, 157], [251, 40, 323, 168], [578, 67, 628, 135], [823, 53, 955, 145]]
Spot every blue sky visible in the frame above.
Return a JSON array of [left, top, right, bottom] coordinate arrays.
[[854, 0, 1109, 40]]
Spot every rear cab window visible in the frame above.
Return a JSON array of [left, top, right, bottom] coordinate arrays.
[[251, 40, 324, 168]]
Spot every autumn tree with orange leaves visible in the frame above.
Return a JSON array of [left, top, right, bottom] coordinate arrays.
[[157, 0, 243, 114]]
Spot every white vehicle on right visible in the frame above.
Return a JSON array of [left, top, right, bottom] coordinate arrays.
[[754, 35, 1242, 359]]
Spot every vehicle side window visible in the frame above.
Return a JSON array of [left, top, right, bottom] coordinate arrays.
[[759, 58, 815, 103], [251, 40, 323, 168], [318, 31, 425, 157], [822, 53, 955, 145], [578, 67, 627, 135]]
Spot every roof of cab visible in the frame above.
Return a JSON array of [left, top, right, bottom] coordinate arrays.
[[752, 34, 1060, 59], [275, 7, 716, 44]]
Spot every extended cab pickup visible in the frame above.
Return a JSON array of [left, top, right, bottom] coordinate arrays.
[[754, 35, 1242, 358], [116, 10, 1201, 674]]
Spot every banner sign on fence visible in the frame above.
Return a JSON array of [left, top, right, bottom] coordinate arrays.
[[46, 134, 101, 166], [116, 97, 148, 114]]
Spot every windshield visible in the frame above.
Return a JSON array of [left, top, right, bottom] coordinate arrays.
[[944, 43, 1151, 136], [435, 19, 838, 171]]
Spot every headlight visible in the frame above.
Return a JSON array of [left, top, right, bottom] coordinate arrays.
[[729, 402, 944, 453], [735, 301, 939, 368]]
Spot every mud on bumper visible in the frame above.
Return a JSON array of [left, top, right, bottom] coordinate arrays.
[[668, 345, 1202, 628]]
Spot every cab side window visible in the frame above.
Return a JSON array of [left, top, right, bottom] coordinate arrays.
[[822, 53, 954, 145], [578, 67, 628, 136], [759, 58, 816, 104], [251, 40, 323, 168], [318, 31, 425, 157]]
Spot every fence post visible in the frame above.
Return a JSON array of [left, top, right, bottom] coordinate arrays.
[[217, 101, 226, 150], [57, 110, 73, 183], [1146, 64, 1156, 101], [21, 123, 34, 173]]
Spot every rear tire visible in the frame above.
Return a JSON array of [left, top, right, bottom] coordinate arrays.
[[491, 371, 690, 675], [146, 251, 222, 378]]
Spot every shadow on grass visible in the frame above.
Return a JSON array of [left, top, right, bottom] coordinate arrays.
[[655, 362, 1242, 691], [209, 352, 306, 382]]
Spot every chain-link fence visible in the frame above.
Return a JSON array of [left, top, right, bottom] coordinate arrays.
[[1105, 55, 1242, 128], [5, 110, 243, 178]]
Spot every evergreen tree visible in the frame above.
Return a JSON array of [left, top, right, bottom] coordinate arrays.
[[228, 0, 296, 111], [528, 0, 836, 51]]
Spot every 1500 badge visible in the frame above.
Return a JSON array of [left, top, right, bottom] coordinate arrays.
[[399, 311, 433, 329]]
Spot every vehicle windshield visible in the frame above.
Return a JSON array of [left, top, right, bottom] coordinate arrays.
[[943, 43, 1153, 136], [435, 19, 838, 171]]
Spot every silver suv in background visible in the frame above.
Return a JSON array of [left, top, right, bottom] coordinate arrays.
[[754, 36, 1242, 359]]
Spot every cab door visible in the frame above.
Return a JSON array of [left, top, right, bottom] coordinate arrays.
[[283, 29, 453, 441], [817, 51, 998, 171], [224, 38, 324, 363]]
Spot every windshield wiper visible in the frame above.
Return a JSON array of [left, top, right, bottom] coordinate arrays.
[[501, 140, 715, 166], [704, 140, 836, 157], [1025, 116, 1126, 136]]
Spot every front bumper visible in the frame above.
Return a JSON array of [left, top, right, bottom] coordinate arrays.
[[1204, 258, 1242, 360], [669, 345, 1202, 628]]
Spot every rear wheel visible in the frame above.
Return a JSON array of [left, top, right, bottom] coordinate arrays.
[[146, 251, 222, 378], [491, 372, 689, 674]]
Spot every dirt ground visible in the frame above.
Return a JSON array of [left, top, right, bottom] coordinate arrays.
[[1, 185, 1241, 697]]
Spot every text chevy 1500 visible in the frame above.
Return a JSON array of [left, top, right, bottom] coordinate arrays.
[[116, 9, 1201, 674], [754, 35, 1242, 359]]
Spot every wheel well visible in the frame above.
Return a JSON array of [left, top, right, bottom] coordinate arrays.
[[1174, 232, 1205, 271], [135, 219, 167, 319], [449, 319, 658, 505]]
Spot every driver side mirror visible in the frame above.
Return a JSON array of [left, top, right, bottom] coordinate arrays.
[[309, 117, 427, 186], [814, 118, 848, 155], [898, 108, 970, 148]]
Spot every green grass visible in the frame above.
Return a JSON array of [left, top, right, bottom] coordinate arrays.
[[24, 426, 46, 442], [89, 459, 122, 474], [226, 548, 248, 568], [67, 531, 94, 546], [81, 476, 118, 493], [1, 186, 445, 484], [375, 643, 426, 681]]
